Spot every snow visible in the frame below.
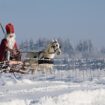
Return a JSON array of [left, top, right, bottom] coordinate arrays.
[[0, 68, 105, 105]]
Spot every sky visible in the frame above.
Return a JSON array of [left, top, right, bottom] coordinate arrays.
[[0, 0, 105, 48]]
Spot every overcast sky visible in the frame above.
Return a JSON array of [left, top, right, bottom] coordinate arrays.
[[0, 0, 105, 48]]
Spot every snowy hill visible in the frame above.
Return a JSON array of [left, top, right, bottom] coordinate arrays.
[[0, 68, 105, 105]]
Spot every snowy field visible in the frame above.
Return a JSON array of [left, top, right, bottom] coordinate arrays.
[[0, 68, 105, 105]]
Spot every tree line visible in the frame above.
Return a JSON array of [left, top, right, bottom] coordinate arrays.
[[19, 38, 105, 59]]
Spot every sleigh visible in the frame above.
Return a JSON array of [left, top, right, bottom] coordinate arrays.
[[0, 60, 27, 74], [0, 40, 61, 74]]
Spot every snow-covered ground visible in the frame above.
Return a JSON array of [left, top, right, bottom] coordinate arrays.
[[0, 69, 105, 105]]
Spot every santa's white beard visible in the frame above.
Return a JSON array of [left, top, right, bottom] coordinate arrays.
[[6, 33, 16, 49]]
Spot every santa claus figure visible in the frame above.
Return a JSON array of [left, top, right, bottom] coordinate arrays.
[[0, 23, 20, 61]]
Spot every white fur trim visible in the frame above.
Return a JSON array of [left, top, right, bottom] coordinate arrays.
[[6, 33, 16, 49]]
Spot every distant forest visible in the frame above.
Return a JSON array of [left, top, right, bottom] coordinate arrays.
[[19, 38, 105, 59]]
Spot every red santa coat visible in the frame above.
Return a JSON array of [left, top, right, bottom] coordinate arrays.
[[0, 38, 17, 61]]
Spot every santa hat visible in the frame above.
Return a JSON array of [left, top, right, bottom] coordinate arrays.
[[5, 23, 15, 34]]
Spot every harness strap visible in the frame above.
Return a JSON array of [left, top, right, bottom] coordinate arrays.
[[38, 59, 54, 64]]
